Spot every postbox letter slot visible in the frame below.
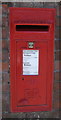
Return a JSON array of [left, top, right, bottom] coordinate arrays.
[[16, 25, 49, 31]]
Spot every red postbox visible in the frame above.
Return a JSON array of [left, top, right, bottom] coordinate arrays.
[[10, 8, 56, 112]]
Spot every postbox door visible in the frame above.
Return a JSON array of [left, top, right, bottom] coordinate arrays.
[[16, 40, 48, 107]]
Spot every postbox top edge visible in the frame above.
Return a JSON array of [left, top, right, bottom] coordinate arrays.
[[9, 7, 56, 12]]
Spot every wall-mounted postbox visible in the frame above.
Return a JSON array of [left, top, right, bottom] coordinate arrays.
[[10, 8, 56, 112]]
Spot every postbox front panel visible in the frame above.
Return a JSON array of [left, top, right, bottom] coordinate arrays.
[[10, 8, 56, 112], [16, 41, 48, 107]]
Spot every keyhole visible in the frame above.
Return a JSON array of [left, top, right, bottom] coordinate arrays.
[[22, 78, 24, 80]]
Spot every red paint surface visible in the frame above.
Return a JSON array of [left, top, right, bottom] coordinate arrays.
[[10, 8, 56, 112]]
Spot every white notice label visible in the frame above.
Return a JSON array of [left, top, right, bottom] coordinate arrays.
[[23, 50, 39, 75]]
